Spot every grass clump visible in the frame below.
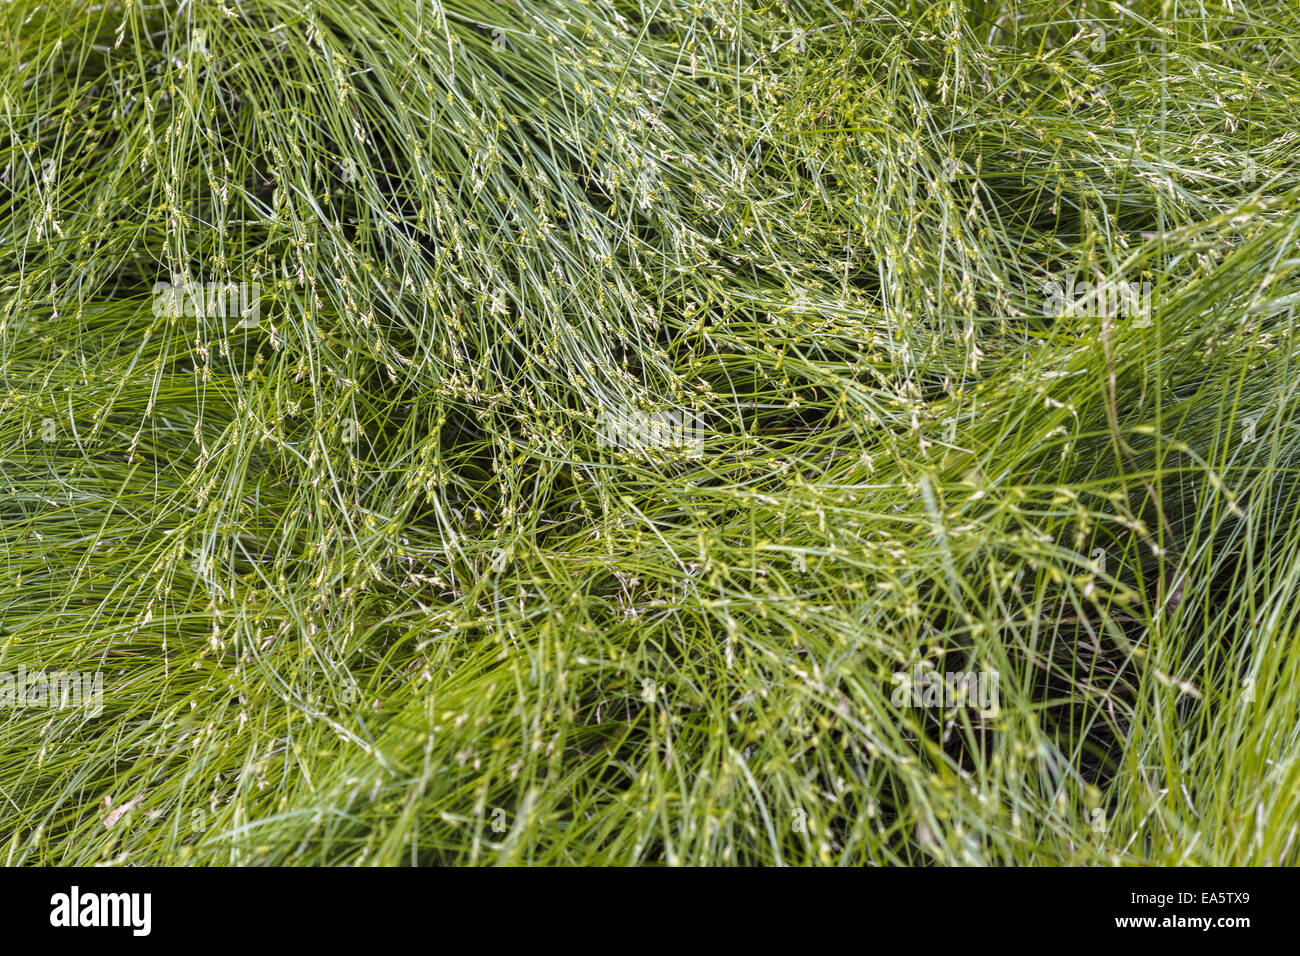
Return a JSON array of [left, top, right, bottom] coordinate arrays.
[[2, 0, 1300, 865]]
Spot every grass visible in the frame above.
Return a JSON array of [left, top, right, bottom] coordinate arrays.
[[1, 0, 1299, 865]]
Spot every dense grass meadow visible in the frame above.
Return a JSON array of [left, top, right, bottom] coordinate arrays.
[[1, 0, 1298, 866]]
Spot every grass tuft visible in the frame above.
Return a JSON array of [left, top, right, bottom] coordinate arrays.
[[2, 0, 1300, 865]]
